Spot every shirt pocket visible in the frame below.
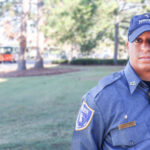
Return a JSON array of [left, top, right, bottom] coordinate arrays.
[[110, 123, 150, 147]]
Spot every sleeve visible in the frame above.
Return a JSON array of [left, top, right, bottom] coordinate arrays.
[[71, 94, 105, 150]]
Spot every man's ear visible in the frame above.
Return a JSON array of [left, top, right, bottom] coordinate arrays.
[[126, 41, 129, 54]]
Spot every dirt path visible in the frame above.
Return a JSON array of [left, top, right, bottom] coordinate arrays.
[[0, 67, 80, 78]]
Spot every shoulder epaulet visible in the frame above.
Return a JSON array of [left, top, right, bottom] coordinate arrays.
[[89, 72, 122, 98]]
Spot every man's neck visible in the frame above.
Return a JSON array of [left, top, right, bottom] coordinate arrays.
[[131, 63, 150, 81]]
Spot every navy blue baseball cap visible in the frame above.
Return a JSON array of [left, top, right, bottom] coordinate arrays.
[[128, 13, 150, 42]]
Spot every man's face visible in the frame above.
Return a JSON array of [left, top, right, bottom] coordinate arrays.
[[127, 31, 150, 73]]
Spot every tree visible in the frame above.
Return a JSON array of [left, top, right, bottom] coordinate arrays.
[[0, 0, 28, 70], [115, 0, 147, 64], [41, 0, 150, 62], [1, 0, 45, 70], [101, 0, 148, 64], [17, 0, 29, 70], [42, 0, 100, 58]]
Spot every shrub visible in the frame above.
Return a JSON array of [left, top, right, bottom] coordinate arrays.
[[51, 59, 68, 64], [70, 58, 128, 65]]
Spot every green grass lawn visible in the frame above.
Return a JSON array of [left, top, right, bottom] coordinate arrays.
[[0, 65, 123, 150]]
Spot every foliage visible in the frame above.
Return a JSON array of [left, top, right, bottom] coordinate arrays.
[[0, 0, 22, 36], [42, 0, 100, 52], [70, 58, 128, 65], [1, 0, 150, 63], [42, 0, 149, 56], [51, 59, 68, 64], [0, 0, 28, 70]]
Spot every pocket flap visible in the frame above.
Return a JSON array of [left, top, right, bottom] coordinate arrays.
[[111, 123, 150, 147]]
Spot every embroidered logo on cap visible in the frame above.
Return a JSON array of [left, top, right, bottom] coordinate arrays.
[[139, 19, 150, 24], [75, 101, 95, 131]]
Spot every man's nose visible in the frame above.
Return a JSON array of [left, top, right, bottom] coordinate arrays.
[[141, 43, 150, 53]]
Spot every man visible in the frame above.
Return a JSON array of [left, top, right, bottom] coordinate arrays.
[[71, 13, 150, 150]]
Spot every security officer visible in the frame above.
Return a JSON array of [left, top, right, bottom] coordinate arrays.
[[71, 13, 150, 150]]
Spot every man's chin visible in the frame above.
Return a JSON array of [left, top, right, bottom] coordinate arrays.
[[138, 63, 150, 71]]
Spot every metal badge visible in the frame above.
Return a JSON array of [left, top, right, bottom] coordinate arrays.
[[118, 121, 136, 130], [129, 81, 136, 86]]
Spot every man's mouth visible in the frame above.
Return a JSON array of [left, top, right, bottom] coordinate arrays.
[[139, 56, 150, 61]]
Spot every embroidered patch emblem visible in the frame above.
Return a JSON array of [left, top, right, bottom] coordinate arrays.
[[75, 101, 95, 131]]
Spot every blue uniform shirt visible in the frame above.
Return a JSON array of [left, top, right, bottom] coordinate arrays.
[[71, 62, 150, 150]]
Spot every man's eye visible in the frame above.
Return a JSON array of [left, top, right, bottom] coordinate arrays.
[[147, 39, 150, 45], [134, 38, 142, 43]]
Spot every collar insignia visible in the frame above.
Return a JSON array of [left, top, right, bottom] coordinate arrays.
[[130, 81, 136, 86]]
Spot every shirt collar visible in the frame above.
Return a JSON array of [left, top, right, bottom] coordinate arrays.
[[124, 62, 141, 94]]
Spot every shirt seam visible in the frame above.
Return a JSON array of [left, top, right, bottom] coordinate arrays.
[[93, 93, 107, 138]]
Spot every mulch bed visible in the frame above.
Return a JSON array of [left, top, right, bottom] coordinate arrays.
[[0, 67, 81, 78]]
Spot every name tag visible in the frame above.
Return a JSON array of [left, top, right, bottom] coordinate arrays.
[[118, 121, 136, 130]]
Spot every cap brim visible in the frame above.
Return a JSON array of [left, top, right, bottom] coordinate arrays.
[[128, 24, 150, 42]]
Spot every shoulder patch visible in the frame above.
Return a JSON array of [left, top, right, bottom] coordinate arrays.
[[75, 101, 95, 131]]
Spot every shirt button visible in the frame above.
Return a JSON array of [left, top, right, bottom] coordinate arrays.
[[130, 140, 134, 146], [124, 115, 128, 120]]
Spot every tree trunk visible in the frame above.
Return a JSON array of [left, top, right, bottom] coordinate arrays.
[[17, 46, 26, 70], [17, 0, 29, 71], [34, 0, 44, 69], [34, 47, 43, 69], [113, 23, 119, 65]]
